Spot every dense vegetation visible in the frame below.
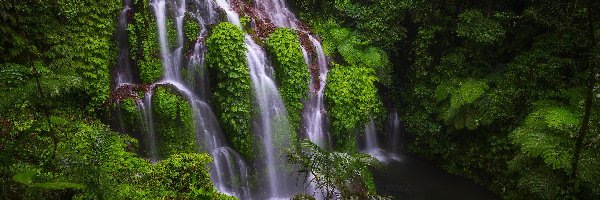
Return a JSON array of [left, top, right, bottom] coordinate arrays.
[[0, 0, 232, 199], [206, 22, 255, 161], [291, 0, 600, 199], [2, 0, 599, 199]]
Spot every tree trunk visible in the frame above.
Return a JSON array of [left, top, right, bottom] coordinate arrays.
[[570, 0, 597, 196]]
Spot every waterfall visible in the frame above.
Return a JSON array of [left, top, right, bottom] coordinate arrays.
[[215, 1, 300, 197], [362, 114, 404, 162], [303, 36, 330, 148], [253, 0, 333, 198], [361, 118, 390, 162], [110, 0, 252, 198], [364, 118, 378, 151], [389, 112, 402, 155], [116, 0, 337, 198], [253, 0, 332, 149], [140, 93, 159, 163], [246, 35, 296, 198], [115, 0, 133, 85], [150, 0, 250, 197], [255, 0, 299, 28]]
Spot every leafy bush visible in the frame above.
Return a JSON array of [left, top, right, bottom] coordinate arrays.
[[3, 113, 235, 199], [150, 153, 237, 200], [506, 100, 585, 199], [266, 28, 310, 131], [205, 22, 255, 160], [152, 86, 197, 158], [325, 64, 384, 152], [138, 19, 163, 83], [311, 20, 392, 86]]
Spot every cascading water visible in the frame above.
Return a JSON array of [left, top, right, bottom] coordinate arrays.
[[117, 0, 342, 198], [302, 36, 330, 148], [215, 1, 302, 197], [246, 35, 297, 198], [150, 0, 250, 197], [253, 0, 334, 198], [361, 114, 404, 162], [140, 92, 159, 163], [113, 0, 250, 198], [388, 112, 403, 155], [255, 0, 298, 28], [115, 0, 133, 85], [362, 118, 390, 162], [254, 0, 332, 149], [364, 118, 379, 152]]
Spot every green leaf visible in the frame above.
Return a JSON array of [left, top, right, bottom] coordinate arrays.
[[12, 170, 37, 185]]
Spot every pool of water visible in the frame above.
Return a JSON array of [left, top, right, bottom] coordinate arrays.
[[372, 154, 498, 200]]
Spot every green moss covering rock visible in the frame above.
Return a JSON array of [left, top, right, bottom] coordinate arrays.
[[325, 64, 384, 152], [265, 28, 310, 132], [136, 9, 163, 83], [206, 22, 254, 160], [152, 86, 196, 158]]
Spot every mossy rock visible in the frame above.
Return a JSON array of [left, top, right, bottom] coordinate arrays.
[[206, 22, 255, 160], [266, 28, 310, 132], [152, 86, 197, 158]]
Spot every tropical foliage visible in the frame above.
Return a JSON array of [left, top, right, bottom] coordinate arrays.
[[205, 22, 255, 160], [266, 28, 310, 131]]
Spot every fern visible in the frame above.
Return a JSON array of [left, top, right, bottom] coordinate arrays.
[[435, 79, 488, 130], [510, 102, 579, 170]]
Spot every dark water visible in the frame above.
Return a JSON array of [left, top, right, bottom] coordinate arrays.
[[372, 155, 498, 200]]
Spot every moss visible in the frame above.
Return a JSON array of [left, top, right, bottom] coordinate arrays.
[[206, 22, 254, 160], [137, 11, 163, 83], [325, 64, 384, 152], [265, 28, 310, 132], [117, 99, 144, 135], [184, 18, 200, 43], [152, 87, 196, 158]]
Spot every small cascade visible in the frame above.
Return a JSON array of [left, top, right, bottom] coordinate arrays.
[[388, 112, 403, 155], [361, 113, 404, 162], [362, 118, 389, 162], [139, 94, 159, 162], [364, 118, 378, 151], [187, 0, 216, 98], [255, 0, 299, 28], [303, 36, 330, 148], [115, 0, 133, 85], [172, 0, 186, 79]]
